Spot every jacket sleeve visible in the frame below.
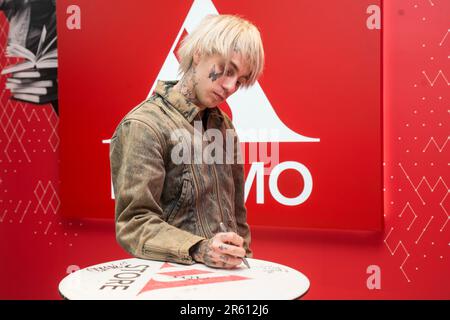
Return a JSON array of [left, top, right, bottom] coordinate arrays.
[[110, 119, 205, 264]]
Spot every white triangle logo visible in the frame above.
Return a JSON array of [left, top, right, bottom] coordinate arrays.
[[147, 0, 320, 143]]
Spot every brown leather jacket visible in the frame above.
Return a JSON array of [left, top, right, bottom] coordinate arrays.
[[110, 80, 252, 264]]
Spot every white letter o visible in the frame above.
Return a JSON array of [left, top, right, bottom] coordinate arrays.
[[269, 161, 313, 206]]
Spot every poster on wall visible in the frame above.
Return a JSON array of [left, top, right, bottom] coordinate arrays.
[[0, 0, 58, 114], [58, 0, 382, 230]]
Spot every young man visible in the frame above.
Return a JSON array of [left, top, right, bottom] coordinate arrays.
[[110, 14, 264, 269]]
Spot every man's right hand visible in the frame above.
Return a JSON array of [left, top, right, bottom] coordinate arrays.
[[190, 232, 246, 269]]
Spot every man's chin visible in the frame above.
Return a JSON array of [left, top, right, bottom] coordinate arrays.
[[204, 100, 219, 108]]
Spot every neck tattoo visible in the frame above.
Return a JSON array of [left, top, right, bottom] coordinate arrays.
[[176, 67, 201, 106]]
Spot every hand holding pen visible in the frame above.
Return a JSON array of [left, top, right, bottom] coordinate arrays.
[[219, 222, 250, 268], [190, 223, 250, 269]]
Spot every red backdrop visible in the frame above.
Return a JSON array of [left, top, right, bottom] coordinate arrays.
[[58, 0, 383, 230], [0, 0, 448, 299]]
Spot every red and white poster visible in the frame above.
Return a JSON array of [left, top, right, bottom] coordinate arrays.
[[57, 0, 382, 230]]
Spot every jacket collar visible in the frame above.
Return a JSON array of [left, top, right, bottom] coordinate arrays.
[[154, 80, 224, 125]]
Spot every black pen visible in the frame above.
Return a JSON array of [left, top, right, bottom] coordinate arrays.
[[219, 222, 251, 268]]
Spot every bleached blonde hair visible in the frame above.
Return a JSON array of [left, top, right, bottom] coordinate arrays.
[[177, 14, 265, 88]]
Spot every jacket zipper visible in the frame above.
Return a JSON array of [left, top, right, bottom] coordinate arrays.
[[206, 114, 226, 227], [190, 164, 210, 238], [212, 164, 226, 226]]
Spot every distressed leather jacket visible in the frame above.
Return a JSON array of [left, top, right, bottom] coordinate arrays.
[[110, 80, 252, 265]]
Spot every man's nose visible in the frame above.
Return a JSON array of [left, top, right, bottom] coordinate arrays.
[[221, 78, 236, 95]]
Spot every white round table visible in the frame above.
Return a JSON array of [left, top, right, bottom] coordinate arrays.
[[59, 258, 310, 300]]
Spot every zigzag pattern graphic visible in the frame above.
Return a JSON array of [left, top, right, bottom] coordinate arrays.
[[42, 107, 59, 152], [439, 29, 449, 46], [422, 136, 449, 153], [384, 227, 411, 282], [33, 181, 60, 215], [0, 100, 35, 162], [2, 121, 30, 162], [21, 102, 41, 122], [415, 215, 435, 244], [398, 203, 435, 244], [398, 163, 449, 232], [438, 192, 449, 232], [422, 70, 450, 86], [399, 202, 418, 231]]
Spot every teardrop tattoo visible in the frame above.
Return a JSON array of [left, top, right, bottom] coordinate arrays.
[[208, 64, 223, 82]]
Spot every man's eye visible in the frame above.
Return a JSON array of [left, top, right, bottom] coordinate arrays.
[[237, 79, 246, 87]]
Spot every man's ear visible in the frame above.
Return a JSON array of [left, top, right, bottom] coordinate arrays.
[[193, 50, 201, 65]]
